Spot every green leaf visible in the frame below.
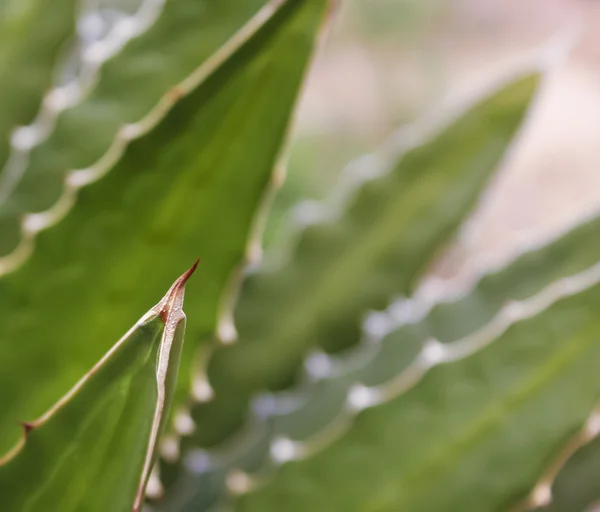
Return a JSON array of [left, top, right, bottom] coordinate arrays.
[[258, 210, 600, 445], [190, 71, 541, 448], [0, 261, 196, 512], [0, 0, 268, 256], [0, 0, 77, 173], [236, 251, 600, 511], [0, 0, 326, 455]]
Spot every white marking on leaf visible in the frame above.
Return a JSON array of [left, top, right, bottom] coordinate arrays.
[[0, 0, 166, 207], [270, 437, 301, 464], [145, 464, 164, 499], [0, 0, 286, 278]]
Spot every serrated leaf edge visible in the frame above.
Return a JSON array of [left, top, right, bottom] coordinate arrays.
[[0, 0, 166, 205], [211, 0, 341, 348], [0, 0, 289, 278]]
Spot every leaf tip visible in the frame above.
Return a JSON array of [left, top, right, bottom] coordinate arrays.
[[158, 259, 199, 323], [180, 257, 200, 286]]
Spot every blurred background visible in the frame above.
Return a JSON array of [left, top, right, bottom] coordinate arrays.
[[271, 0, 600, 284]]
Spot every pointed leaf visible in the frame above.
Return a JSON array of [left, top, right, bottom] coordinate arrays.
[[0, 261, 196, 512]]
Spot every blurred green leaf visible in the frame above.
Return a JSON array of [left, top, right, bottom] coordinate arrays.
[[191, 72, 540, 448], [237, 261, 600, 511], [0, 0, 267, 255], [0, 0, 324, 455], [0, 0, 77, 153], [0, 0, 77, 213], [259, 211, 600, 446], [0, 261, 195, 512]]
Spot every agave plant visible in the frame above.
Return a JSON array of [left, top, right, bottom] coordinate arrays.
[[1, 1, 599, 511]]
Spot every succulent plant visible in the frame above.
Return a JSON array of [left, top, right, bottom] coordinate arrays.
[[1, 1, 599, 512]]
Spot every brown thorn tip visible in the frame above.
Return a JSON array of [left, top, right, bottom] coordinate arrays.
[[20, 422, 34, 435], [180, 258, 200, 287], [158, 258, 200, 323]]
